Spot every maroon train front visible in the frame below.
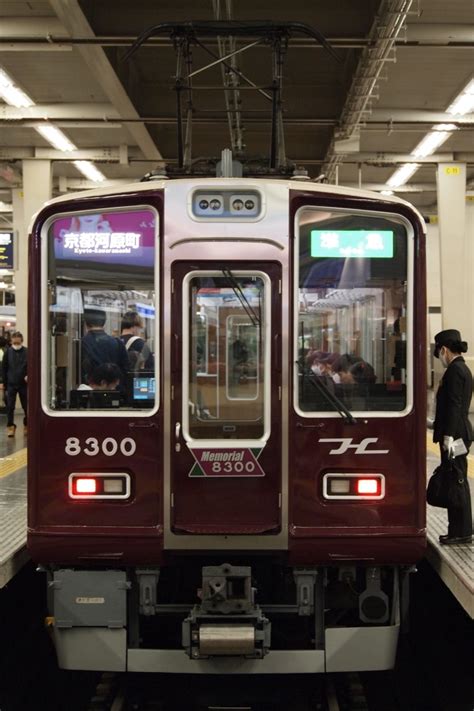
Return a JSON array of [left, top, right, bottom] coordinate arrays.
[[27, 177, 426, 674]]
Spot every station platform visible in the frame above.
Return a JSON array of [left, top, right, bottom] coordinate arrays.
[[1, 420, 472, 619], [425, 436, 473, 618], [0, 414, 28, 587]]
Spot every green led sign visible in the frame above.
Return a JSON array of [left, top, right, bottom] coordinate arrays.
[[311, 230, 394, 258]]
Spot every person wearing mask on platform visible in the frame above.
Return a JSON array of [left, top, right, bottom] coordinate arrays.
[[432, 329, 473, 545], [1, 331, 28, 437], [81, 308, 129, 385]]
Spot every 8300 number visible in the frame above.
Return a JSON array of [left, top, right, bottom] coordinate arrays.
[[65, 437, 136, 457]]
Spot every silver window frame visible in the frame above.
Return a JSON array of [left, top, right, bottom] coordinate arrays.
[[293, 206, 414, 419], [41, 204, 160, 418], [182, 270, 271, 448]]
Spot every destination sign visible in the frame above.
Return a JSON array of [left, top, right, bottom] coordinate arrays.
[[311, 230, 394, 259], [53, 209, 155, 267]]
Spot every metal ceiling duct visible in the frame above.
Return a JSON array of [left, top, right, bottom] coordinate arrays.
[[322, 0, 415, 183]]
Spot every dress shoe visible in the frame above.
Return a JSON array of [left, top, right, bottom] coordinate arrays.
[[439, 535, 472, 546], [439, 534, 450, 543]]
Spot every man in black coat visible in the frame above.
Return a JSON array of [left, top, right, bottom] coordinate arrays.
[[81, 308, 129, 387], [432, 329, 473, 544], [2, 331, 28, 437]]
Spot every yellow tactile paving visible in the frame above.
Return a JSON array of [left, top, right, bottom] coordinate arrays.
[[0, 448, 27, 479], [426, 434, 473, 479]]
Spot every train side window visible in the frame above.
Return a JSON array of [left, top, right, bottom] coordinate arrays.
[[295, 208, 412, 415], [44, 206, 158, 413]]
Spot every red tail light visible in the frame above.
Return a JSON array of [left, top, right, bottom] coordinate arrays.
[[68, 473, 131, 499], [357, 478, 380, 495], [323, 473, 385, 500], [74, 478, 97, 494]]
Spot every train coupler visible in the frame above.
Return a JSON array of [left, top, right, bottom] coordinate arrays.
[[182, 563, 271, 659]]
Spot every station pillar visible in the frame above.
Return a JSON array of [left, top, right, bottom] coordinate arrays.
[[16, 160, 52, 344], [12, 188, 25, 341], [436, 163, 473, 375]]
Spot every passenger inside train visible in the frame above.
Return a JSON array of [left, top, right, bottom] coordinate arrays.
[[46, 207, 157, 412], [297, 208, 409, 413]]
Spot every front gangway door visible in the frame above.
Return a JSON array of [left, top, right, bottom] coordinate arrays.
[[170, 263, 281, 535]]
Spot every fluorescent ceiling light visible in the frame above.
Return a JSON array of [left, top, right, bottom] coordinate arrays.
[[411, 123, 457, 158], [447, 78, 474, 116], [0, 67, 34, 108], [386, 163, 420, 188], [36, 124, 77, 152], [0, 202, 13, 212], [73, 160, 106, 182]]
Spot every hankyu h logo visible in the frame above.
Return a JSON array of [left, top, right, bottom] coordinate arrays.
[[319, 438, 389, 455]]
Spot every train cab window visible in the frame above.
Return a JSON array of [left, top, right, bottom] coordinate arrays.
[[44, 207, 157, 412], [184, 272, 270, 441], [295, 208, 412, 415]]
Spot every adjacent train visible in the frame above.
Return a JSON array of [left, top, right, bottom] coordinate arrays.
[[28, 176, 427, 674]]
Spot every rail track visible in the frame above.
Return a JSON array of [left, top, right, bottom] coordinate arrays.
[[85, 670, 372, 711]]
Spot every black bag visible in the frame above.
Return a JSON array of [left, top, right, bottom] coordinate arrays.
[[427, 464, 450, 508], [427, 459, 468, 509]]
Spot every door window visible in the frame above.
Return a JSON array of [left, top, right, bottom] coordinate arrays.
[[183, 272, 270, 441]]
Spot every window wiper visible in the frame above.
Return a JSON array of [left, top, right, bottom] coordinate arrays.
[[300, 366, 357, 424], [222, 268, 260, 327]]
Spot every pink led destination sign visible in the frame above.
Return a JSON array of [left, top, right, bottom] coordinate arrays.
[[52, 209, 155, 267]]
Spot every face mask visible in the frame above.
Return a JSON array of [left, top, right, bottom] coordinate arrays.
[[439, 348, 449, 368], [331, 373, 341, 384], [311, 364, 323, 376], [12, 345, 22, 351]]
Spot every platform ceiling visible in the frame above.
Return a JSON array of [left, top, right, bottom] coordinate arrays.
[[0, 0, 473, 215]]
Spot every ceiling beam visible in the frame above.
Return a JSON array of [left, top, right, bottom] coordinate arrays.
[[0, 17, 71, 51], [0, 22, 472, 49], [1, 146, 474, 165], [0, 18, 69, 36], [370, 109, 474, 124], [1, 105, 472, 127], [405, 24, 474, 44], [0, 104, 119, 120], [0, 147, 141, 160], [48, 0, 163, 162]]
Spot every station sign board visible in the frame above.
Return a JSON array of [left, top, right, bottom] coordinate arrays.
[[0, 232, 14, 270]]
